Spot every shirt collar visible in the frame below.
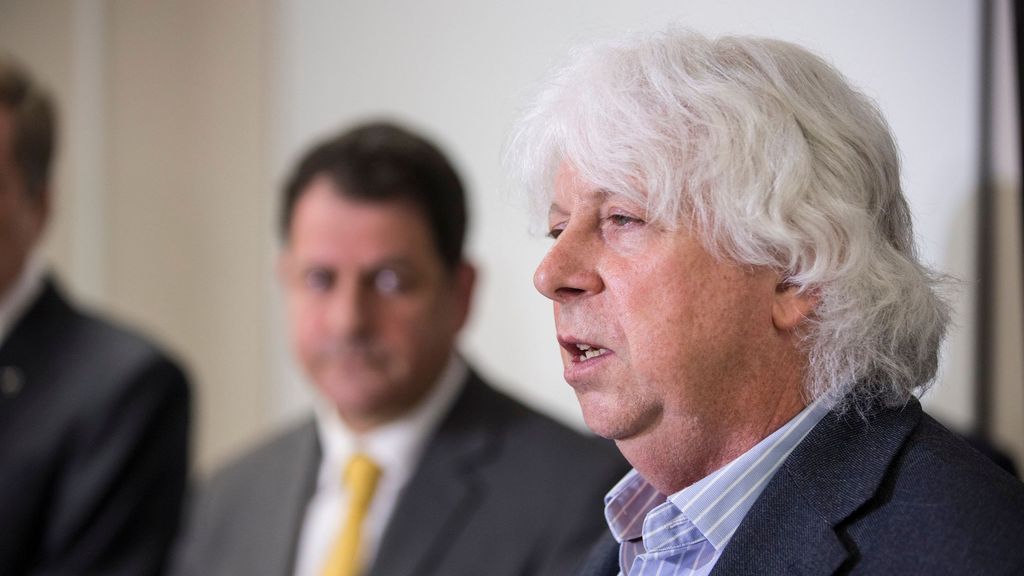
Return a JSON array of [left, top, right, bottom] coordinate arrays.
[[0, 252, 46, 348], [312, 353, 467, 488], [671, 398, 830, 548], [604, 469, 665, 543], [604, 398, 830, 551]]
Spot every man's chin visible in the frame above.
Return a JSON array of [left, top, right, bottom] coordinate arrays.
[[578, 400, 628, 440], [578, 394, 658, 442], [325, 396, 397, 431], [314, 376, 390, 409]]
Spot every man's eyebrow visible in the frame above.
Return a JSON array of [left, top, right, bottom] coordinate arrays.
[[548, 202, 569, 219], [547, 188, 617, 219]]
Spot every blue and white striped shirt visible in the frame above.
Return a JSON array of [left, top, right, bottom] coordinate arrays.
[[603, 400, 829, 576]]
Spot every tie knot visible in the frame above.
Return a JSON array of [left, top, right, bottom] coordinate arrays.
[[344, 453, 381, 505]]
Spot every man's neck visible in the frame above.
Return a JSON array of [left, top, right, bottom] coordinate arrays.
[[617, 387, 807, 495], [313, 353, 467, 464]]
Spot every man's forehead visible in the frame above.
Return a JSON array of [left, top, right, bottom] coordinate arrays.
[[548, 183, 643, 217], [552, 161, 648, 202]]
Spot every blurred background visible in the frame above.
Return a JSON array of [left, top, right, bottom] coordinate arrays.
[[2, 0, 1021, 475]]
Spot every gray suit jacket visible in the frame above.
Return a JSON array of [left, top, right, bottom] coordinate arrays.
[[172, 370, 628, 576], [577, 399, 1024, 575], [0, 280, 191, 576]]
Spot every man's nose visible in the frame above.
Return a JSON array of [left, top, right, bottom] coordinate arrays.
[[533, 227, 603, 303], [325, 280, 370, 338]]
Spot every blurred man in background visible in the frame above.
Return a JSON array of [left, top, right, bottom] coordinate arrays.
[[171, 121, 626, 576], [0, 55, 190, 575]]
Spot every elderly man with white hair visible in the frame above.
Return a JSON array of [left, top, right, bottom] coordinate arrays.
[[508, 29, 1024, 576]]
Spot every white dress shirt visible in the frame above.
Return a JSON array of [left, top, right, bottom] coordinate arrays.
[[291, 353, 467, 576], [0, 252, 45, 349]]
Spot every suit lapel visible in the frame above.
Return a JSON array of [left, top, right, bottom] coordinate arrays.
[[711, 478, 848, 575], [713, 401, 920, 575], [254, 421, 320, 576], [367, 373, 497, 576], [0, 279, 65, 364], [0, 280, 69, 408], [575, 532, 620, 576]]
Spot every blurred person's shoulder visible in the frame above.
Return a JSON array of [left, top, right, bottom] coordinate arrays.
[[460, 372, 626, 476], [6, 277, 189, 410], [202, 417, 319, 501]]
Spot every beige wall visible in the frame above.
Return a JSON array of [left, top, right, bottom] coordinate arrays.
[[104, 0, 272, 472], [1, 0, 273, 472]]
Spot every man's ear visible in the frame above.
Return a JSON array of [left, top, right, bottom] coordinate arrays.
[[772, 280, 818, 332], [453, 261, 476, 330]]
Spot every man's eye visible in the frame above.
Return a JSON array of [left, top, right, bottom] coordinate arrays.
[[608, 213, 642, 227], [373, 268, 405, 294], [547, 222, 567, 240], [303, 268, 335, 292]]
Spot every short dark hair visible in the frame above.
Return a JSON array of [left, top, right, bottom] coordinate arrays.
[[281, 121, 468, 271], [0, 55, 56, 201]]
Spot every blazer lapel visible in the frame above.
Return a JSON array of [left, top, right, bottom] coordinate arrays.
[[0, 281, 69, 412], [250, 421, 321, 576], [711, 479, 848, 575], [712, 401, 920, 575], [575, 532, 620, 576], [367, 374, 496, 576]]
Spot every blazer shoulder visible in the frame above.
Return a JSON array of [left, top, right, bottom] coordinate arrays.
[[172, 420, 319, 576], [716, 400, 1024, 575], [465, 377, 627, 478], [888, 413, 1024, 523], [183, 419, 318, 543], [835, 412, 1024, 573], [71, 302, 186, 375], [204, 418, 319, 499], [14, 282, 190, 396]]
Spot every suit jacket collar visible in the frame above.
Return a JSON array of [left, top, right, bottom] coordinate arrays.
[[0, 277, 68, 361], [367, 370, 504, 576], [244, 419, 321, 576], [277, 422, 322, 576], [711, 400, 921, 575], [575, 400, 922, 576], [0, 279, 72, 404], [0, 254, 46, 347], [576, 532, 620, 576]]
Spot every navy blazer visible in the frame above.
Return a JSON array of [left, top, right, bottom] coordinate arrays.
[[578, 399, 1024, 575], [0, 280, 191, 576]]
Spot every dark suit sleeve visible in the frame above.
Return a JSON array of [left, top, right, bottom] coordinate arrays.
[[32, 355, 191, 576]]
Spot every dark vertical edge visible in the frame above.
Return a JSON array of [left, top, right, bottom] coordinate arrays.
[[975, 0, 994, 440]]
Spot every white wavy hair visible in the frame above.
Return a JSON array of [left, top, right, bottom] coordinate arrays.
[[505, 29, 951, 411]]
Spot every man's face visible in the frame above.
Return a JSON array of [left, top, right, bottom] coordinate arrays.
[[280, 176, 473, 431], [0, 106, 46, 296], [534, 164, 796, 451]]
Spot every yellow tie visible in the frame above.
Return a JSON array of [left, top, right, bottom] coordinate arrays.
[[321, 453, 381, 576]]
